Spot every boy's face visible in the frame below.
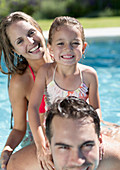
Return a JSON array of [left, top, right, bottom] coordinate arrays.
[[48, 25, 86, 66], [50, 116, 100, 170]]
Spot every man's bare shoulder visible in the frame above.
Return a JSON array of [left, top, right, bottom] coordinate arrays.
[[98, 135, 120, 170]]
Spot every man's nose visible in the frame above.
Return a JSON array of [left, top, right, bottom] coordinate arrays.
[[68, 149, 85, 166]]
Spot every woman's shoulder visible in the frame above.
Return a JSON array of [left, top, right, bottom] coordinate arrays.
[[9, 66, 33, 90]]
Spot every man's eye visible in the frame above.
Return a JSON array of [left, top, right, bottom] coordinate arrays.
[[58, 145, 70, 150], [82, 143, 94, 152]]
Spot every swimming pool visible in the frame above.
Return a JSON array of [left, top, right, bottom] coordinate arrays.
[[0, 36, 120, 159], [85, 37, 120, 124]]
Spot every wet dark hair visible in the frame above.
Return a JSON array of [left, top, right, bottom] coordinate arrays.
[[46, 96, 100, 143], [48, 16, 85, 45], [0, 11, 43, 75]]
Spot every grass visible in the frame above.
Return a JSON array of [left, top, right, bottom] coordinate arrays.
[[37, 16, 120, 31]]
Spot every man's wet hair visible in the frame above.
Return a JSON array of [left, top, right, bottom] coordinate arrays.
[[46, 96, 100, 143]]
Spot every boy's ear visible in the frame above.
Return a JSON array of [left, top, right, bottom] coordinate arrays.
[[82, 42, 87, 54], [47, 43, 54, 60], [47, 43, 53, 55]]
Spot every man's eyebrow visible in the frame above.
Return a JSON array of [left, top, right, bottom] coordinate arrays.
[[54, 141, 95, 148], [55, 143, 72, 147]]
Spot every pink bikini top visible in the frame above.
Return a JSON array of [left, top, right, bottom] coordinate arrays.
[[29, 65, 45, 113]]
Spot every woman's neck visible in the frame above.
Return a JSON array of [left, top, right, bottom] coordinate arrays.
[[27, 53, 52, 74]]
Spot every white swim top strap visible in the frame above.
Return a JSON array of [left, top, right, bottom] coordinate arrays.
[[78, 65, 83, 84], [53, 64, 57, 81]]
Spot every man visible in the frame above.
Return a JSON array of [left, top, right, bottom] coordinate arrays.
[[46, 96, 120, 170]]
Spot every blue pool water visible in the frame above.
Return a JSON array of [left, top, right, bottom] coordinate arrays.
[[0, 37, 120, 157]]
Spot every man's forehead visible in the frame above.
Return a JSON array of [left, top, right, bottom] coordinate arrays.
[[53, 116, 94, 124], [51, 116, 98, 145], [75, 116, 94, 125], [52, 116, 95, 131]]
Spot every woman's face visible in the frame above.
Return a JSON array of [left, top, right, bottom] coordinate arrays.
[[7, 20, 46, 60]]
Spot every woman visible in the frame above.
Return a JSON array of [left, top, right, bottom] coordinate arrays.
[[0, 11, 54, 170]]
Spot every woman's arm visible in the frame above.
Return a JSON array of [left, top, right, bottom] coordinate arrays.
[[0, 74, 28, 169]]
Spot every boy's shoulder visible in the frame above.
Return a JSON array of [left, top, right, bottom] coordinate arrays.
[[78, 63, 97, 74], [37, 62, 56, 77]]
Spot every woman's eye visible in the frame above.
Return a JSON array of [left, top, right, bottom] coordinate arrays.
[[17, 39, 23, 45], [28, 30, 35, 37]]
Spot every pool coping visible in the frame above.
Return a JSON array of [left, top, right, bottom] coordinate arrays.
[[43, 27, 120, 41]]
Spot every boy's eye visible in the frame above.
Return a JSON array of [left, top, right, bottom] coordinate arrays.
[[72, 42, 80, 46], [57, 42, 64, 46]]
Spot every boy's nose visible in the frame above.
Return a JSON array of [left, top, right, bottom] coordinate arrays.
[[65, 43, 73, 50]]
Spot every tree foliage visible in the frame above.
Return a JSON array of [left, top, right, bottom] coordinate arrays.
[[0, 0, 120, 19]]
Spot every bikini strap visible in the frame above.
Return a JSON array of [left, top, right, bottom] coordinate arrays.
[[29, 65, 35, 81], [53, 64, 57, 81]]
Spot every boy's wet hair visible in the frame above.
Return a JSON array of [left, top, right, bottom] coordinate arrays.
[[46, 96, 100, 143]]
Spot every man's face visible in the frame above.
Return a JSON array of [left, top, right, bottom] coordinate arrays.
[[50, 116, 100, 170]]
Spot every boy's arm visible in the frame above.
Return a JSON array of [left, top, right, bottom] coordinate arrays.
[[87, 67, 102, 119], [28, 65, 54, 169]]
